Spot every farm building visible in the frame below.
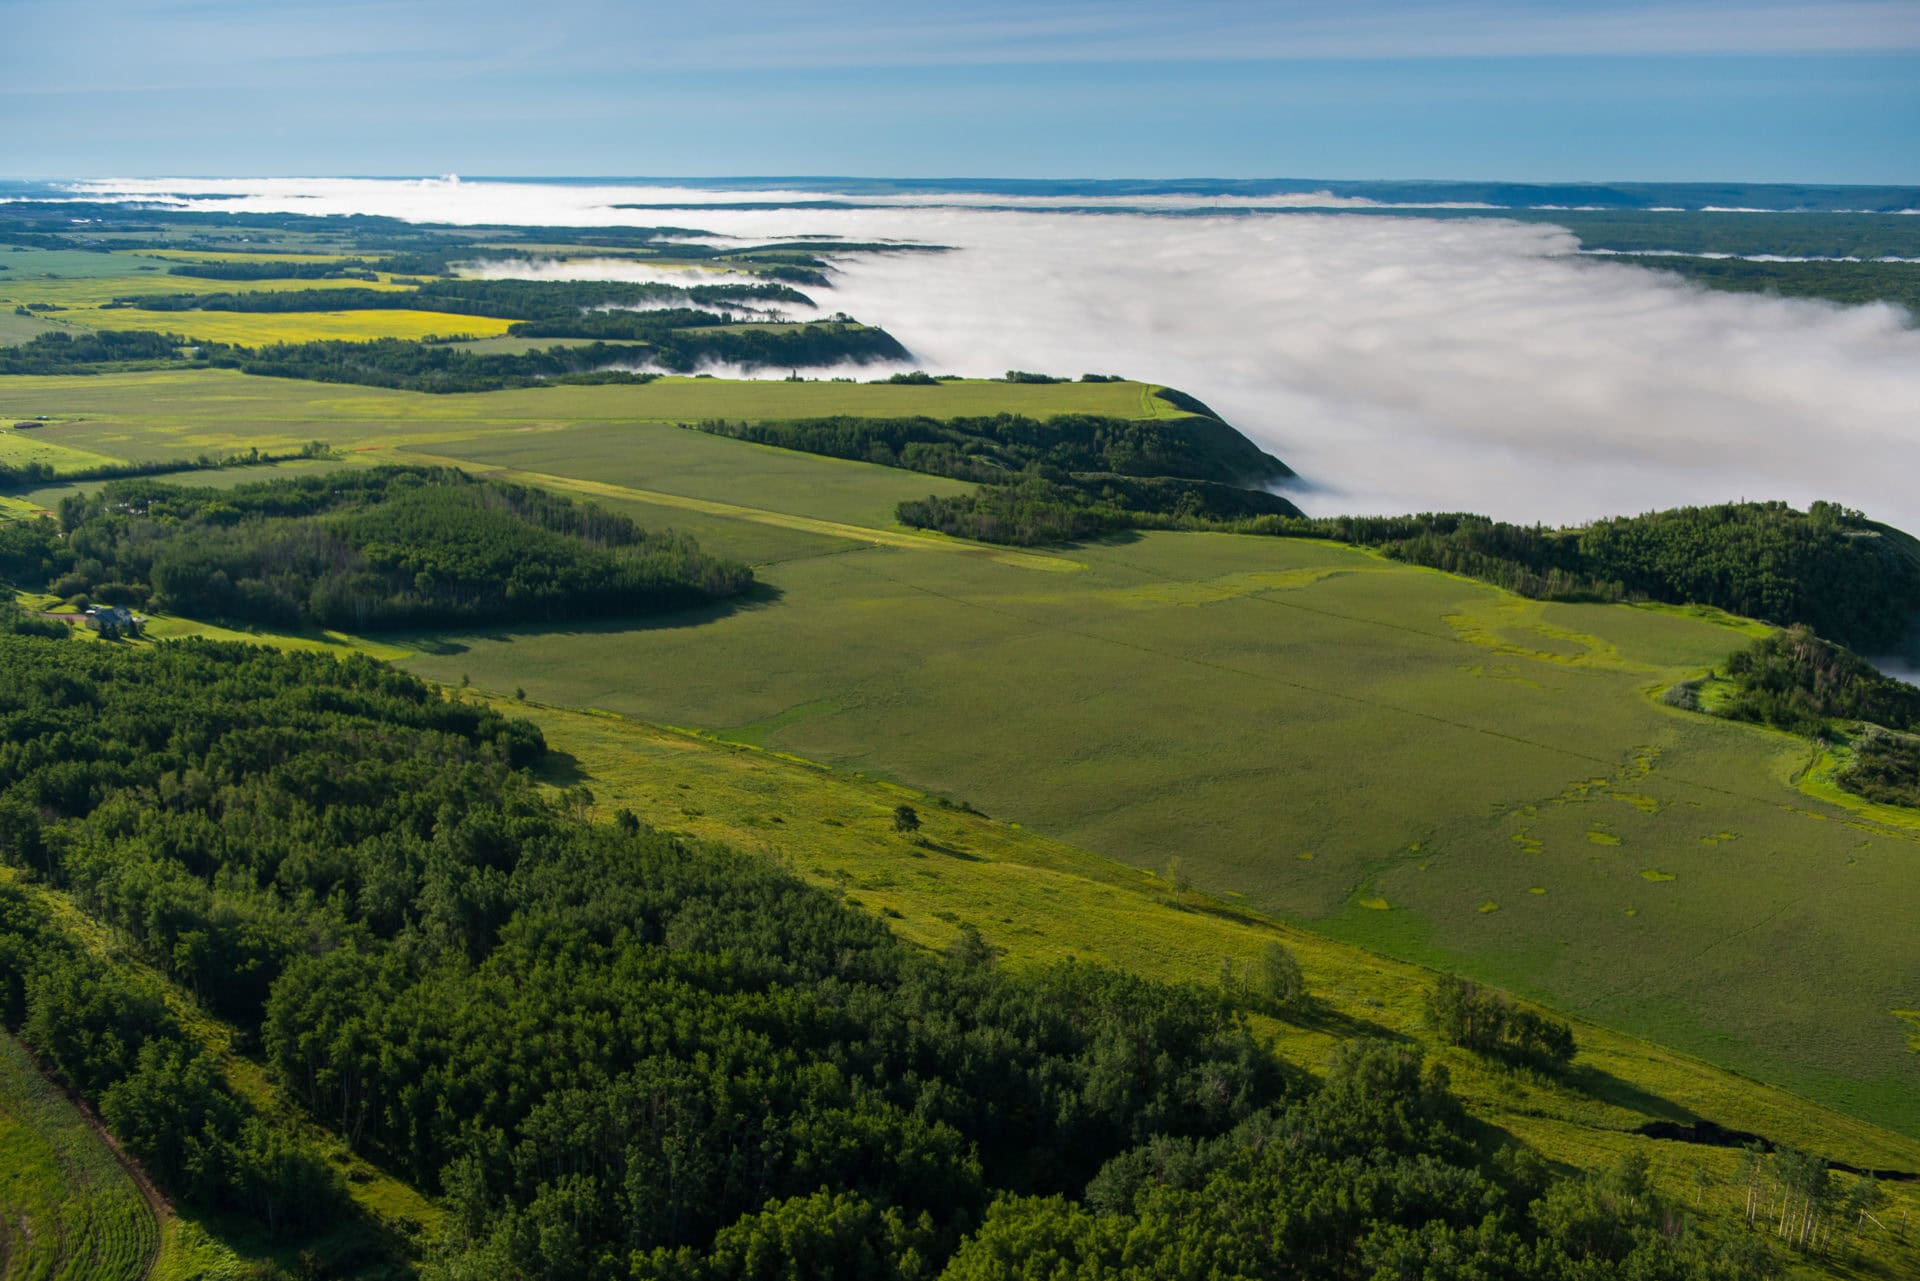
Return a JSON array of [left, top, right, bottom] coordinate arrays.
[[84, 605, 143, 635]]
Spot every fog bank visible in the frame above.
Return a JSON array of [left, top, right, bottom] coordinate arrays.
[[73, 178, 1920, 531]]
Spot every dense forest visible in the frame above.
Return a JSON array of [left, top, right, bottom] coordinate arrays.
[[0, 627, 1798, 1278], [1633, 256, 1920, 319], [695, 406, 1292, 488], [503, 319, 907, 370], [1710, 627, 1920, 738], [699, 405, 1302, 540], [898, 475, 1302, 544], [222, 337, 661, 392], [0, 466, 751, 630]]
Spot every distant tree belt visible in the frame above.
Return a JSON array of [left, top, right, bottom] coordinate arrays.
[[1629, 257, 1920, 318], [165, 260, 381, 281], [15, 465, 752, 630], [507, 319, 912, 370], [122, 278, 813, 318], [696, 405, 1294, 487], [0, 441, 332, 494], [223, 326, 907, 389], [1225, 501, 1920, 653], [898, 477, 1303, 544], [223, 336, 663, 392], [0, 328, 207, 374], [0, 631, 1783, 1279]]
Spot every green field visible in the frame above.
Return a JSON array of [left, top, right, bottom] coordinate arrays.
[[381, 519, 1920, 1136], [0, 1031, 157, 1281], [2, 369, 1916, 1144]]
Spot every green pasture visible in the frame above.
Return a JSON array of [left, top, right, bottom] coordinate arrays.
[[384, 507, 1920, 1139]]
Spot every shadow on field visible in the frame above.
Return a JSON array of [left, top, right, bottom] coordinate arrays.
[[398, 582, 786, 655], [914, 838, 983, 861], [1074, 530, 1145, 549], [533, 749, 591, 789], [1285, 998, 1406, 1047], [1564, 1063, 1698, 1124]]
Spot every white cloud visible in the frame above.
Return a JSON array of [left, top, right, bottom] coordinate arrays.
[[68, 178, 1920, 533]]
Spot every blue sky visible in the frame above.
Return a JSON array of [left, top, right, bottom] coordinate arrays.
[[4, 0, 1916, 181]]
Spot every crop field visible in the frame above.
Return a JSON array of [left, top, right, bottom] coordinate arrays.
[[0, 368, 1179, 464], [65, 306, 513, 344], [0, 1031, 158, 1281], [477, 693, 1920, 1278], [4, 368, 1918, 1147], [0, 251, 435, 336], [0, 312, 59, 347], [0, 429, 121, 473]]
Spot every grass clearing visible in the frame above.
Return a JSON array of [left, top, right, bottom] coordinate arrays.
[[0, 1031, 158, 1281]]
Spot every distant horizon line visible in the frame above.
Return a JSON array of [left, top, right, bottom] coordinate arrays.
[[12, 175, 1920, 191]]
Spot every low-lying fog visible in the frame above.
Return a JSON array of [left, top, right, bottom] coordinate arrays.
[[78, 178, 1920, 533]]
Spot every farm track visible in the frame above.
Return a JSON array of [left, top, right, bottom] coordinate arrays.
[[389, 448, 1083, 571]]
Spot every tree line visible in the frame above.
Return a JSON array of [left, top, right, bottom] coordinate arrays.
[[694, 408, 1291, 488], [0, 440, 331, 494], [1218, 502, 1920, 653], [0, 328, 205, 375], [1665, 625, 1920, 808]]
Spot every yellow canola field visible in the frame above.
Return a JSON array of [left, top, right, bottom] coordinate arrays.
[[63, 307, 514, 344]]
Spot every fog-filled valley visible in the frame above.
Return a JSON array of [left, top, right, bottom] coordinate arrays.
[[60, 176, 1920, 530]]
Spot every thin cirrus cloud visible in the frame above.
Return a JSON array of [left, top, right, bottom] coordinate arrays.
[[70, 178, 1920, 539], [8, 0, 1918, 81], [639, 0, 1920, 65]]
